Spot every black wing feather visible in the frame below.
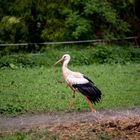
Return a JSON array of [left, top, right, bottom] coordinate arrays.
[[83, 76, 94, 84], [72, 82, 102, 104]]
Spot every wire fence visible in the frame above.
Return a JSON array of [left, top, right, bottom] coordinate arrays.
[[0, 36, 139, 47]]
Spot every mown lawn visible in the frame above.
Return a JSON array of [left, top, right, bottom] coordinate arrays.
[[0, 63, 140, 115]]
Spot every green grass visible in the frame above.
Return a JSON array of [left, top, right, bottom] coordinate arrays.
[[0, 63, 140, 115], [0, 129, 51, 140]]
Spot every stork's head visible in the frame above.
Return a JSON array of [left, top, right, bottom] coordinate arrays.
[[54, 54, 71, 65]]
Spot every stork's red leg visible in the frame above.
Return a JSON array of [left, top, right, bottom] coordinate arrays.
[[84, 96, 96, 112], [69, 92, 75, 111]]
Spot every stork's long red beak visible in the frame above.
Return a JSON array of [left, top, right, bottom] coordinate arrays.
[[54, 57, 64, 65]]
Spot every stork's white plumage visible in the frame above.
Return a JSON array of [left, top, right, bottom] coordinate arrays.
[[54, 54, 102, 112]]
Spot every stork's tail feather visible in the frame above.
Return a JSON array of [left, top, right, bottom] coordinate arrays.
[[72, 83, 102, 104]]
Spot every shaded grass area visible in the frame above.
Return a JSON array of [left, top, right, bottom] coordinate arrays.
[[0, 64, 140, 116]]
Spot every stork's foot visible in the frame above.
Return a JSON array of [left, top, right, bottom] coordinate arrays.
[[68, 106, 72, 111], [68, 108, 73, 112], [68, 106, 73, 112], [91, 109, 96, 113]]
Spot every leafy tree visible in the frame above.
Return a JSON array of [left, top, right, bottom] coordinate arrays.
[[0, 0, 139, 49], [65, 0, 130, 40], [0, 16, 28, 43]]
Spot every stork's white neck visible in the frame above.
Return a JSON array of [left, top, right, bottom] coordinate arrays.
[[63, 59, 70, 68], [62, 58, 71, 77]]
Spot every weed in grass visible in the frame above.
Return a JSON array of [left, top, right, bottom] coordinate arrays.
[[0, 132, 32, 140], [96, 131, 111, 139], [49, 133, 59, 140], [96, 130, 121, 140], [29, 129, 48, 140], [0, 129, 49, 140]]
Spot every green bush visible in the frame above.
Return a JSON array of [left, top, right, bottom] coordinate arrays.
[[0, 45, 140, 69], [92, 45, 140, 64], [0, 54, 36, 68], [0, 103, 26, 115]]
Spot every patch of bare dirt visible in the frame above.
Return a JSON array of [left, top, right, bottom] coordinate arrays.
[[0, 108, 140, 139], [47, 117, 140, 140]]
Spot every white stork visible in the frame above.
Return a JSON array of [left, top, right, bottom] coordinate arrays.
[[54, 54, 102, 112]]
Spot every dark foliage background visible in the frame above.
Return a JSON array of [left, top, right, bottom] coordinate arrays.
[[0, 0, 139, 45]]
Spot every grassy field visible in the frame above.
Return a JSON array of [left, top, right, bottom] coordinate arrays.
[[0, 63, 140, 116]]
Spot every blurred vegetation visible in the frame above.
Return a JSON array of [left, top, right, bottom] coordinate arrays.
[[0, 45, 140, 69], [0, 0, 140, 48]]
